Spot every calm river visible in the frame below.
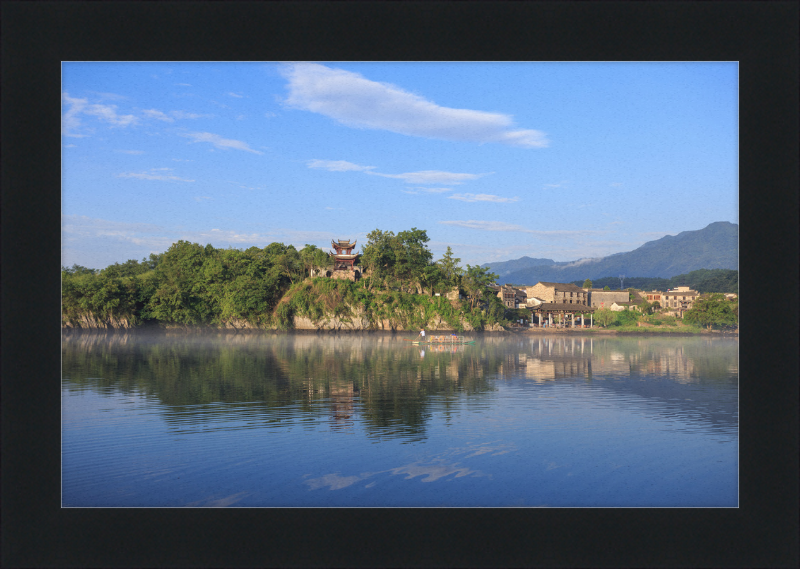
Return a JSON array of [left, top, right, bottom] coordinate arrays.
[[62, 332, 738, 507]]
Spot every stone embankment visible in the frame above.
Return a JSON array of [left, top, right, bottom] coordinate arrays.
[[63, 313, 505, 332]]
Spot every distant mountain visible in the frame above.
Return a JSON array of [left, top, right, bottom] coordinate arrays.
[[485, 222, 738, 285], [482, 256, 555, 278]]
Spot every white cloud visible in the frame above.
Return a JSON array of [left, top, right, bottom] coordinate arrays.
[[115, 149, 145, 155], [88, 91, 128, 101], [143, 109, 174, 122], [63, 144, 77, 148], [543, 180, 569, 189], [180, 131, 263, 154], [370, 170, 487, 185], [610, 182, 623, 187], [170, 110, 206, 120], [143, 109, 207, 121], [62, 92, 138, 136], [175, 83, 192, 87], [280, 63, 549, 148], [228, 92, 244, 98], [117, 168, 195, 182], [439, 220, 606, 238], [61, 215, 171, 250], [402, 187, 455, 195], [306, 159, 375, 172], [448, 193, 519, 203], [264, 112, 277, 118], [193, 196, 212, 202]]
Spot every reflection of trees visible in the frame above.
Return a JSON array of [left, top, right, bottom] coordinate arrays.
[[62, 332, 500, 441]]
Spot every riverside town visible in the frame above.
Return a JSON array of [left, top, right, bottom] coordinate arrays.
[[61, 229, 739, 334]]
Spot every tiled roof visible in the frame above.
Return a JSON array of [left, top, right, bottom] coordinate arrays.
[[532, 303, 595, 312], [534, 282, 587, 293]]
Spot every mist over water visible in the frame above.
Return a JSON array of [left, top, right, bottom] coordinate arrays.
[[62, 331, 738, 507]]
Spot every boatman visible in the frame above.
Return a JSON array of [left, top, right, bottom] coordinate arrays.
[[418, 328, 426, 340]]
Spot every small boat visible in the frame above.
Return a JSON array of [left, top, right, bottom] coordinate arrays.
[[411, 335, 474, 345]]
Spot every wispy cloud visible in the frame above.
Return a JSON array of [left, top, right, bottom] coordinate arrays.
[[180, 131, 263, 154], [227, 92, 244, 98], [543, 180, 569, 189], [143, 109, 209, 122], [307, 159, 375, 172], [142, 108, 173, 122], [448, 193, 519, 203], [280, 62, 549, 148], [402, 187, 455, 195], [62, 92, 138, 136], [117, 167, 195, 182], [610, 182, 623, 187], [115, 149, 145, 155], [88, 91, 128, 101], [61, 215, 172, 250], [306, 159, 484, 186], [193, 196, 212, 202], [370, 170, 487, 185], [439, 220, 606, 238], [63, 144, 77, 148], [175, 83, 192, 87]]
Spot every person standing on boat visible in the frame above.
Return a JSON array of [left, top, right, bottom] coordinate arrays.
[[418, 328, 425, 340]]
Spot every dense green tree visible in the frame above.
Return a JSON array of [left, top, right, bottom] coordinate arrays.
[[603, 285, 611, 291], [437, 246, 463, 289], [299, 244, 331, 277], [62, 264, 97, 276], [683, 293, 738, 330], [594, 307, 615, 327], [582, 279, 592, 288], [461, 265, 498, 309], [361, 229, 397, 290]]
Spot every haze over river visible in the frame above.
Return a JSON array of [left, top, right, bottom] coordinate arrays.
[[62, 332, 738, 507]]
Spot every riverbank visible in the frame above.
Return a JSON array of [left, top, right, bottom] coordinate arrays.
[[514, 327, 738, 336]]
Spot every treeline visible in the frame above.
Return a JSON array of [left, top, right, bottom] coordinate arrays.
[[62, 228, 507, 330], [570, 269, 739, 293]]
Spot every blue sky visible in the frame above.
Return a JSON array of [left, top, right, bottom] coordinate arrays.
[[62, 62, 738, 269]]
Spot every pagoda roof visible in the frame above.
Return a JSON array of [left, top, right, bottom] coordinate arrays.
[[330, 253, 359, 260], [332, 239, 357, 248]]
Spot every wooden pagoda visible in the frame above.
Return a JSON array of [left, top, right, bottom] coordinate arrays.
[[330, 238, 359, 272]]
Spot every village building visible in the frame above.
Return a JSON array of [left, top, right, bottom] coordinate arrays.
[[660, 287, 699, 317], [524, 282, 594, 328], [584, 288, 630, 308], [526, 282, 589, 306], [497, 284, 516, 308], [645, 290, 664, 304], [610, 301, 640, 312]]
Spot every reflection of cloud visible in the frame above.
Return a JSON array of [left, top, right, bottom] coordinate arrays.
[[389, 461, 478, 482], [186, 491, 248, 507], [305, 442, 514, 491], [305, 473, 363, 490]]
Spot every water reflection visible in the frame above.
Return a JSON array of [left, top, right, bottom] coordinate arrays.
[[62, 332, 501, 443], [63, 331, 737, 443]]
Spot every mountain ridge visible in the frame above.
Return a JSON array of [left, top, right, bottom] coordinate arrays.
[[484, 222, 738, 285]]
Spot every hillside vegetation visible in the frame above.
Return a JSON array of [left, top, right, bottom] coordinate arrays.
[[62, 229, 507, 331], [569, 269, 738, 294]]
